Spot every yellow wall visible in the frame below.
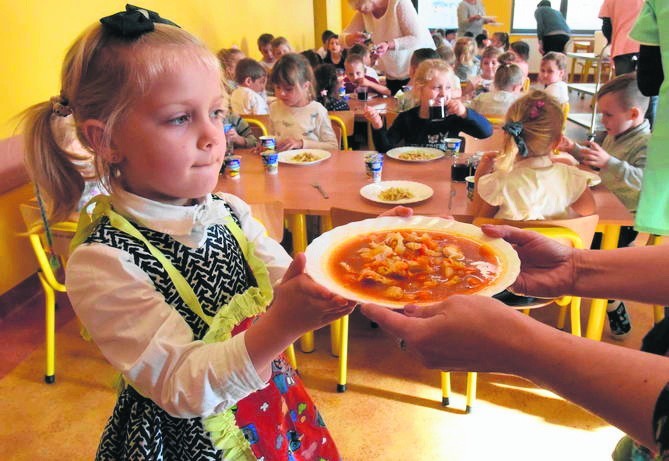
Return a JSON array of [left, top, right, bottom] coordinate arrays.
[[0, 0, 318, 139]]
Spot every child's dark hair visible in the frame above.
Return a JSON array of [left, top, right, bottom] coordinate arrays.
[[314, 63, 340, 101], [257, 33, 274, 48], [475, 33, 488, 48], [597, 72, 649, 111], [542, 51, 567, 71], [270, 53, 315, 99], [410, 47, 440, 68], [510, 41, 530, 61], [301, 50, 323, 68], [235, 58, 267, 84], [493, 32, 510, 50], [349, 43, 369, 58], [321, 29, 336, 44]]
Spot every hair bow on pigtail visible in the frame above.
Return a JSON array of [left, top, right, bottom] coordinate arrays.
[[502, 121, 529, 157], [100, 4, 179, 39]]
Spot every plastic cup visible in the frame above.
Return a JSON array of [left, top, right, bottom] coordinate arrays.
[[444, 138, 462, 157], [261, 151, 279, 175], [224, 155, 241, 179], [357, 86, 369, 101], [364, 152, 383, 182], [259, 136, 276, 152], [465, 176, 476, 200]]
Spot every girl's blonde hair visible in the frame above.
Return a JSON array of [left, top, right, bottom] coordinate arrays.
[[270, 53, 316, 100], [495, 90, 564, 173], [217, 47, 245, 81], [413, 59, 453, 89], [454, 38, 475, 65], [22, 22, 220, 221]]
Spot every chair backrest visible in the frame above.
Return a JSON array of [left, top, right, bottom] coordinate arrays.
[[249, 201, 284, 242], [473, 214, 600, 249], [328, 111, 355, 150], [561, 102, 570, 124], [330, 207, 378, 228], [521, 77, 531, 93], [241, 114, 271, 138], [460, 128, 505, 153], [19, 203, 77, 290]]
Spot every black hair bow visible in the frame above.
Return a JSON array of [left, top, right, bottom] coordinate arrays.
[[100, 4, 179, 39], [502, 121, 529, 157]]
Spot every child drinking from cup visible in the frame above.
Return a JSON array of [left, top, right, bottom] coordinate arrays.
[[394, 47, 440, 112], [269, 53, 338, 150], [539, 51, 569, 104], [22, 6, 352, 459], [363, 59, 492, 153], [472, 90, 598, 219]]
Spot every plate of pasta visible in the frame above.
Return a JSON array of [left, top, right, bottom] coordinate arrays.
[[386, 146, 445, 162], [360, 180, 434, 204], [304, 216, 520, 308], [278, 149, 332, 165]]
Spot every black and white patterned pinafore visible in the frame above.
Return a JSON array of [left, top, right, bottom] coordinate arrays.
[[86, 201, 340, 461]]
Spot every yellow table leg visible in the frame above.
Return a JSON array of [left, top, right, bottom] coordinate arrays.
[[586, 224, 621, 340], [337, 315, 349, 392], [440, 371, 451, 406], [286, 214, 315, 352], [465, 372, 477, 413], [330, 318, 341, 356], [285, 344, 298, 370]]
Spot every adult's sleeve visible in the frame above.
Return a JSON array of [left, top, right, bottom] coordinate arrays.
[[393, 0, 435, 50], [637, 45, 663, 96]]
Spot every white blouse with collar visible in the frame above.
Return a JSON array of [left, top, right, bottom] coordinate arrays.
[[66, 189, 291, 418]]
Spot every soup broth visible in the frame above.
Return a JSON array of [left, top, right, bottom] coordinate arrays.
[[328, 229, 501, 304]]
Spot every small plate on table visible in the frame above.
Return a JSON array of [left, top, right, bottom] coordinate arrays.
[[386, 146, 445, 162], [360, 180, 434, 204], [278, 149, 331, 165]]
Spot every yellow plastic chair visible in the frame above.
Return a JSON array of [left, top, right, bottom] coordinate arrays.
[[521, 77, 531, 93], [561, 102, 570, 125], [19, 203, 77, 383], [328, 111, 355, 150], [241, 114, 270, 137]]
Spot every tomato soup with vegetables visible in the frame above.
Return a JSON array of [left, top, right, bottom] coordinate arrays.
[[328, 229, 501, 304]]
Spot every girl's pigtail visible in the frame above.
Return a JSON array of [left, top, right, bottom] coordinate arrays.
[[23, 101, 85, 222]]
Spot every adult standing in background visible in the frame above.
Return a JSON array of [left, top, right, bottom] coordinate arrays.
[[342, 0, 435, 94], [534, 0, 570, 54], [630, 0, 669, 236], [599, 0, 643, 75], [457, 0, 494, 37]]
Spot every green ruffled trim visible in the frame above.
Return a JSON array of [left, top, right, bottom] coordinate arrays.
[[202, 411, 257, 460]]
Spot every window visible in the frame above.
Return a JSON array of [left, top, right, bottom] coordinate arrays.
[[417, 0, 460, 30], [511, 0, 604, 34]]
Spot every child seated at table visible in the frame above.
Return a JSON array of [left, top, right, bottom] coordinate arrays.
[[464, 46, 502, 98], [559, 73, 651, 338], [349, 44, 379, 80], [270, 36, 293, 59], [230, 58, 269, 115], [491, 32, 510, 51], [509, 41, 530, 78], [394, 48, 440, 112], [363, 59, 492, 153], [269, 53, 338, 151], [323, 34, 347, 71], [472, 90, 597, 220], [257, 33, 276, 72], [435, 46, 463, 99], [343, 54, 390, 97], [217, 47, 245, 95], [538, 51, 569, 104], [314, 63, 350, 111], [454, 37, 480, 82], [470, 63, 524, 119]]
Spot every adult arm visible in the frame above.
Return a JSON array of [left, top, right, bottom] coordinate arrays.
[[389, 0, 434, 51], [341, 12, 366, 48], [361, 296, 669, 449], [637, 45, 663, 96]]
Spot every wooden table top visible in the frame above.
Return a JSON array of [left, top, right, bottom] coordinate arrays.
[[216, 150, 633, 226]]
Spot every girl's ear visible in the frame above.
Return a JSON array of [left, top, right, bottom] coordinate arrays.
[[80, 119, 122, 164]]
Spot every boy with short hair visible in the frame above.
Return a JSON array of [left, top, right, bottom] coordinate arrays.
[[230, 58, 269, 115], [316, 30, 336, 60], [270, 36, 292, 59], [539, 51, 569, 103], [349, 44, 379, 80], [343, 53, 390, 97], [470, 63, 524, 118], [257, 33, 275, 71], [561, 73, 651, 338]]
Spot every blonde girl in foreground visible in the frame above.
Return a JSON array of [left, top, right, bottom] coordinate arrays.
[[472, 90, 598, 219], [23, 5, 352, 460]]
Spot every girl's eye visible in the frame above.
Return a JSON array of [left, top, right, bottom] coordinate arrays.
[[170, 114, 190, 125]]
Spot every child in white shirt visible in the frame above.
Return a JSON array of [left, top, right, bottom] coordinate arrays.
[[539, 51, 569, 104], [230, 58, 269, 115], [473, 90, 598, 220], [470, 63, 524, 119], [269, 53, 338, 151]]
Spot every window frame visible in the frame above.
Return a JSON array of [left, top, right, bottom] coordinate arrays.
[[511, 0, 603, 35]]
